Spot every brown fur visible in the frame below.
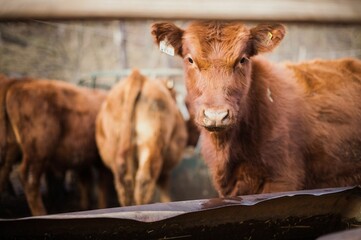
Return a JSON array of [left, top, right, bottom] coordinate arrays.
[[0, 75, 21, 193], [152, 21, 361, 197], [96, 70, 188, 206], [0, 76, 108, 215]]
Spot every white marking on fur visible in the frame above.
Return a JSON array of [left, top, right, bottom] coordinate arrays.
[[267, 87, 274, 103]]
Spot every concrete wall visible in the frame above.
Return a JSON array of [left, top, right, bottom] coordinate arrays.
[[1, 21, 360, 82]]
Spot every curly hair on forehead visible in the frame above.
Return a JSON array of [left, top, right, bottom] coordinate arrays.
[[185, 21, 252, 67], [188, 21, 249, 43]]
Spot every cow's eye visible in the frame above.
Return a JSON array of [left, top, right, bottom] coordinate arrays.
[[239, 57, 248, 64], [188, 57, 194, 64]]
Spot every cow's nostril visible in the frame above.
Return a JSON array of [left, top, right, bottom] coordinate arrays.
[[204, 109, 229, 122], [219, 110, 229, 121], [202, 109, 231, 130]]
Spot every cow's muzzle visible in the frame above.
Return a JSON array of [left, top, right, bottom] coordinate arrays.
[[202, 108, 231, 132]]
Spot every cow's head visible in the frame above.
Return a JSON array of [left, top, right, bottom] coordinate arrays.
[[152, 21, 285, 133]]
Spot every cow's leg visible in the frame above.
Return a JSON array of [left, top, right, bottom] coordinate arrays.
[[113, 159, 135, 206], [134, 147, 163, 205], [157, 173, 171, 203], [0, 145, 19, 193], [77, 167, 94, 210], [0, 148, 10, 193], [96, 165, 113, 209], [19, 155, 46, 216], [45, 168, 66, 213]]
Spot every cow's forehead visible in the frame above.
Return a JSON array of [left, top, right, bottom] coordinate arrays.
[[183, 21, 251, 67]]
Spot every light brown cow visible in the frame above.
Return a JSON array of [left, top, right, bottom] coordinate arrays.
[[96, 70, 188, 206], [0, 76, 108, 215], [152, 21, 361, 197]]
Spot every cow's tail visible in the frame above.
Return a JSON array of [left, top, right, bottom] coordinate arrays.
[[114, 70, 146, 204], [0, 75, 17, 153], [115, 69, 146, 205], [0, 76, 10, 167], [0, 76, 18, 192], [118, 68, 146, 155]]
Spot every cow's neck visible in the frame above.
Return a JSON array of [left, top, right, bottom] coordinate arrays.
[[243, 57, 282, 138], [200, 124, 253, 174], [200, 58, 284, 195], [204, 59, 276, 151], [201, 126, 258, 196]]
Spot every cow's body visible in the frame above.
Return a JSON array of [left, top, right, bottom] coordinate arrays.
[[152, 21, 361, 197], [0, 76, 108, 215], [289, 59, 361, 189], [96, 70, 187, 206]]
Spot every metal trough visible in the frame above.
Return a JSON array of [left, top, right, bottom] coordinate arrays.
[[1, 186, 361, 239]]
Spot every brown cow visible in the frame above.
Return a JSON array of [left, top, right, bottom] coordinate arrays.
[[96, 70, 188, 206], [152, 21, 361, 197], [0, 76, 109, 215]]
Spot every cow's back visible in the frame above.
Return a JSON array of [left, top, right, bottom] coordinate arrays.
[[5, 79, 107, 168], [288, 58, 361, 95], [287, 58, 361, 188]]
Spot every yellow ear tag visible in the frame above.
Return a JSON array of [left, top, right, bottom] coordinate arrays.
[[266, 32, 273, 45]]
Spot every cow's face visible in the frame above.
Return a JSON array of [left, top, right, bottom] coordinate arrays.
[[152, 21, 285, 133]]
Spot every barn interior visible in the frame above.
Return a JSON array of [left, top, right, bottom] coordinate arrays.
[[1, 1, 361, 239]]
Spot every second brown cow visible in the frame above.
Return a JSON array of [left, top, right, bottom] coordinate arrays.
[[96, 70, 188, 206], [0, 76, 108, 215]]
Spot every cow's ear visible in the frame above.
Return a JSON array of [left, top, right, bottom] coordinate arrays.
[[250, 23, 285, 54], [151, 22, 184, 57]]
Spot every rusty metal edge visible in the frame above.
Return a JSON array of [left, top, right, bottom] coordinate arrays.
[[1, 186, 359, 223]]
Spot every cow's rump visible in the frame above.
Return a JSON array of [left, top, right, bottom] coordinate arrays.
[[96, 70, 188, 206]]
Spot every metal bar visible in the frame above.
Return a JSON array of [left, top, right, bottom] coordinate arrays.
[[77, 68, 184, 89], [1, 187, 361, 239], [80, 68, 184, 79]]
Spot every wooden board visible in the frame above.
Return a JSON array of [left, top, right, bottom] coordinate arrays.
[[0, 0, 361, 23]]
